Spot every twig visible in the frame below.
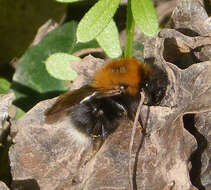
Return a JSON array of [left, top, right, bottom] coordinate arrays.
[[128, 92, 145, 190]]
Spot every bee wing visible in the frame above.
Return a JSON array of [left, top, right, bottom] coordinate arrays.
[[45, 85, 121, 124], [45, 85, 97, 124]]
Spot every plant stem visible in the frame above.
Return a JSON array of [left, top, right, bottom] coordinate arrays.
[[124, 0, 135, 58]]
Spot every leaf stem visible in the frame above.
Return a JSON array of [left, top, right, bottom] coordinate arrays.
[[124, 0, 135, 58]]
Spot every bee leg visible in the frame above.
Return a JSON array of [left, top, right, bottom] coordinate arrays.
[[101, 124, 107, 140], [82, 135, 103, 167], [82, 116, 109, 166], [82, 121, 105, 166], [109, 99, 127, 116], [92, 135, 104, 152]]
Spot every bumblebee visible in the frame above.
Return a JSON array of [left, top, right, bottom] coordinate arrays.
[[45, 58, 166, 142]]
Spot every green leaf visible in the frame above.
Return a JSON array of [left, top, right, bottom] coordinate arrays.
[[45, 53, 80, 81], [72, 40, 99, 53], [96, 19, 122, 58], [131, 0, 159, 36], [12, 21, 99, 111], [0, 77, 11, 94], [15, 107, 25, 120], [56, 0, 83, 3], [77, 0, 121, 42]]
